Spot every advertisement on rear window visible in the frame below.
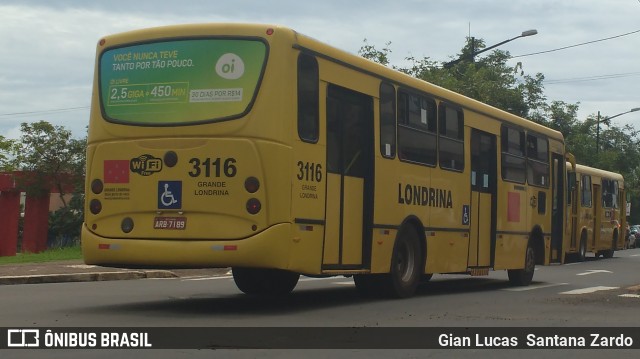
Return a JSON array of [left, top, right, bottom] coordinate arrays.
[[100, 39, 267, 125]]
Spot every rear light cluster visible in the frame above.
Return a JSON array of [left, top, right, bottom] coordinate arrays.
[[90, 179, 104, 215], [245, 176, 261, 215]]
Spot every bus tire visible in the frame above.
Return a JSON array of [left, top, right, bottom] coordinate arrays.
[[507, 242, 535, 286], [578, 233, 587, 262], [232, 267, 299, 296], [381, 226, 422, 298]]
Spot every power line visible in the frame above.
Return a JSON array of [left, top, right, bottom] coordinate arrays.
[[0, 106, 89, 118], [545, 71, 640, 85], [511, 29, 640, 58]]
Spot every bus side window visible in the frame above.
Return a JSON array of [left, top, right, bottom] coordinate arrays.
[[438, 103, 464, 171], [602, 179, 617, 208], [613, 180, 619, 208], [581, 175, 592, 207], [501, 126, 526, 183], [397, 90, 437, 165], [526, 134, 549, 187], [297, 53, 319, 143], [379, 82, 396, 158]]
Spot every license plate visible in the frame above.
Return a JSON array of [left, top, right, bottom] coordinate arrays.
[[153, 217, 187, 230]]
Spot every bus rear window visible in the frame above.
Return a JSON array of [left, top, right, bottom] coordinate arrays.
[[99, 38, 267, 125]]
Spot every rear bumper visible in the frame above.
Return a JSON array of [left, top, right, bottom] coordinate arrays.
[[82, 222, 295, 270]]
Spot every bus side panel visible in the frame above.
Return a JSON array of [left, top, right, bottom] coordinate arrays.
[[426, 232, 469, 273], [289, 223, 325, 274], [370, 141, 400, 274], [370, 228, 396, 274], [495, 185, 528, 269], [527, 184, 552, 265], [428, 165, 470, 273], [493, 233, 528, 270]]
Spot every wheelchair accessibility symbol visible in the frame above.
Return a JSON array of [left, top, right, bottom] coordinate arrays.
[[158, 181, 182, 209], [462, 204, 470, 225]]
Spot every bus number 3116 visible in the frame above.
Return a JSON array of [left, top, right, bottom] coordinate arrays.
[[297, 161, 322, 182], [188, 157, 237, 178]]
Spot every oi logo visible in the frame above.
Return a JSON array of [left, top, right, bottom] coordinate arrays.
[[215, 53, 245, 80]]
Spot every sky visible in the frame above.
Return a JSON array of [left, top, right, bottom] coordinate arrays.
[[0, 0, 639, 139]]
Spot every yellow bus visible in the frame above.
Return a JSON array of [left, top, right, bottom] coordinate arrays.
[[565, 163, 625, 261], [83, 23, 574, 298]]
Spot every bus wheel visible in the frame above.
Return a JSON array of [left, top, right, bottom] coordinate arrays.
[[507, 242, 535, 286], [578, 234, 587, 262], [232, 267, 299, 295], [381, 227, 422, 298]]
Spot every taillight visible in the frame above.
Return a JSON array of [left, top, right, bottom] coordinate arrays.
[[89, 199, 102, 215], [244, 177, 260, 193], [91, 179, 104, 194], [246, 198, 261, 215]]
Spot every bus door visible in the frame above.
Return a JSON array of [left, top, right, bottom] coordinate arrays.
[[550, 153, 565, 263], [323, 84, 374, 270], [469, 129, 497, 268]]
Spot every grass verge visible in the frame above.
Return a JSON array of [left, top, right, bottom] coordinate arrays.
[[0, 246, 82, 265]]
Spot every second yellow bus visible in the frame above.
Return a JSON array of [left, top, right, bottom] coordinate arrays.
[[565, 164, 625, 261]]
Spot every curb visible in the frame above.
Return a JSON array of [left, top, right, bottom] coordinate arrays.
[[0, 270, 178, 285]]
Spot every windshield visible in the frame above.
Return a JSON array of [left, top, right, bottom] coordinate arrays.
[[99, 38, 267, 125]]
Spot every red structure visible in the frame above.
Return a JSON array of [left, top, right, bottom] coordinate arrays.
[[0, 171, 74, 256]]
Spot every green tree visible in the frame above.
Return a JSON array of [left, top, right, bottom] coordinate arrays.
[[358, 39, 392, 67], [10, 121, 85, 202], [403, 38, 546, 119], [0, 135, 15, 170]]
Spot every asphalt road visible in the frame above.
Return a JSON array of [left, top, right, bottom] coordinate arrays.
[[1, 248, 639, 358]]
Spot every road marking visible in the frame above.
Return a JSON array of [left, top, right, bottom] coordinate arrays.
[[299, 277, 342, 282], [559, 286, 618, 295], [181, 275, 232, 281], [619, 294, 640, 298], [576, 269, 612, 276], [631, 254, 640, 257], [502, 283, 569, 292]]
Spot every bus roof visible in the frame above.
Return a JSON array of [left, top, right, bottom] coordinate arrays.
[[573, 163, 624, 184], [99, 23, 564, 142]]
